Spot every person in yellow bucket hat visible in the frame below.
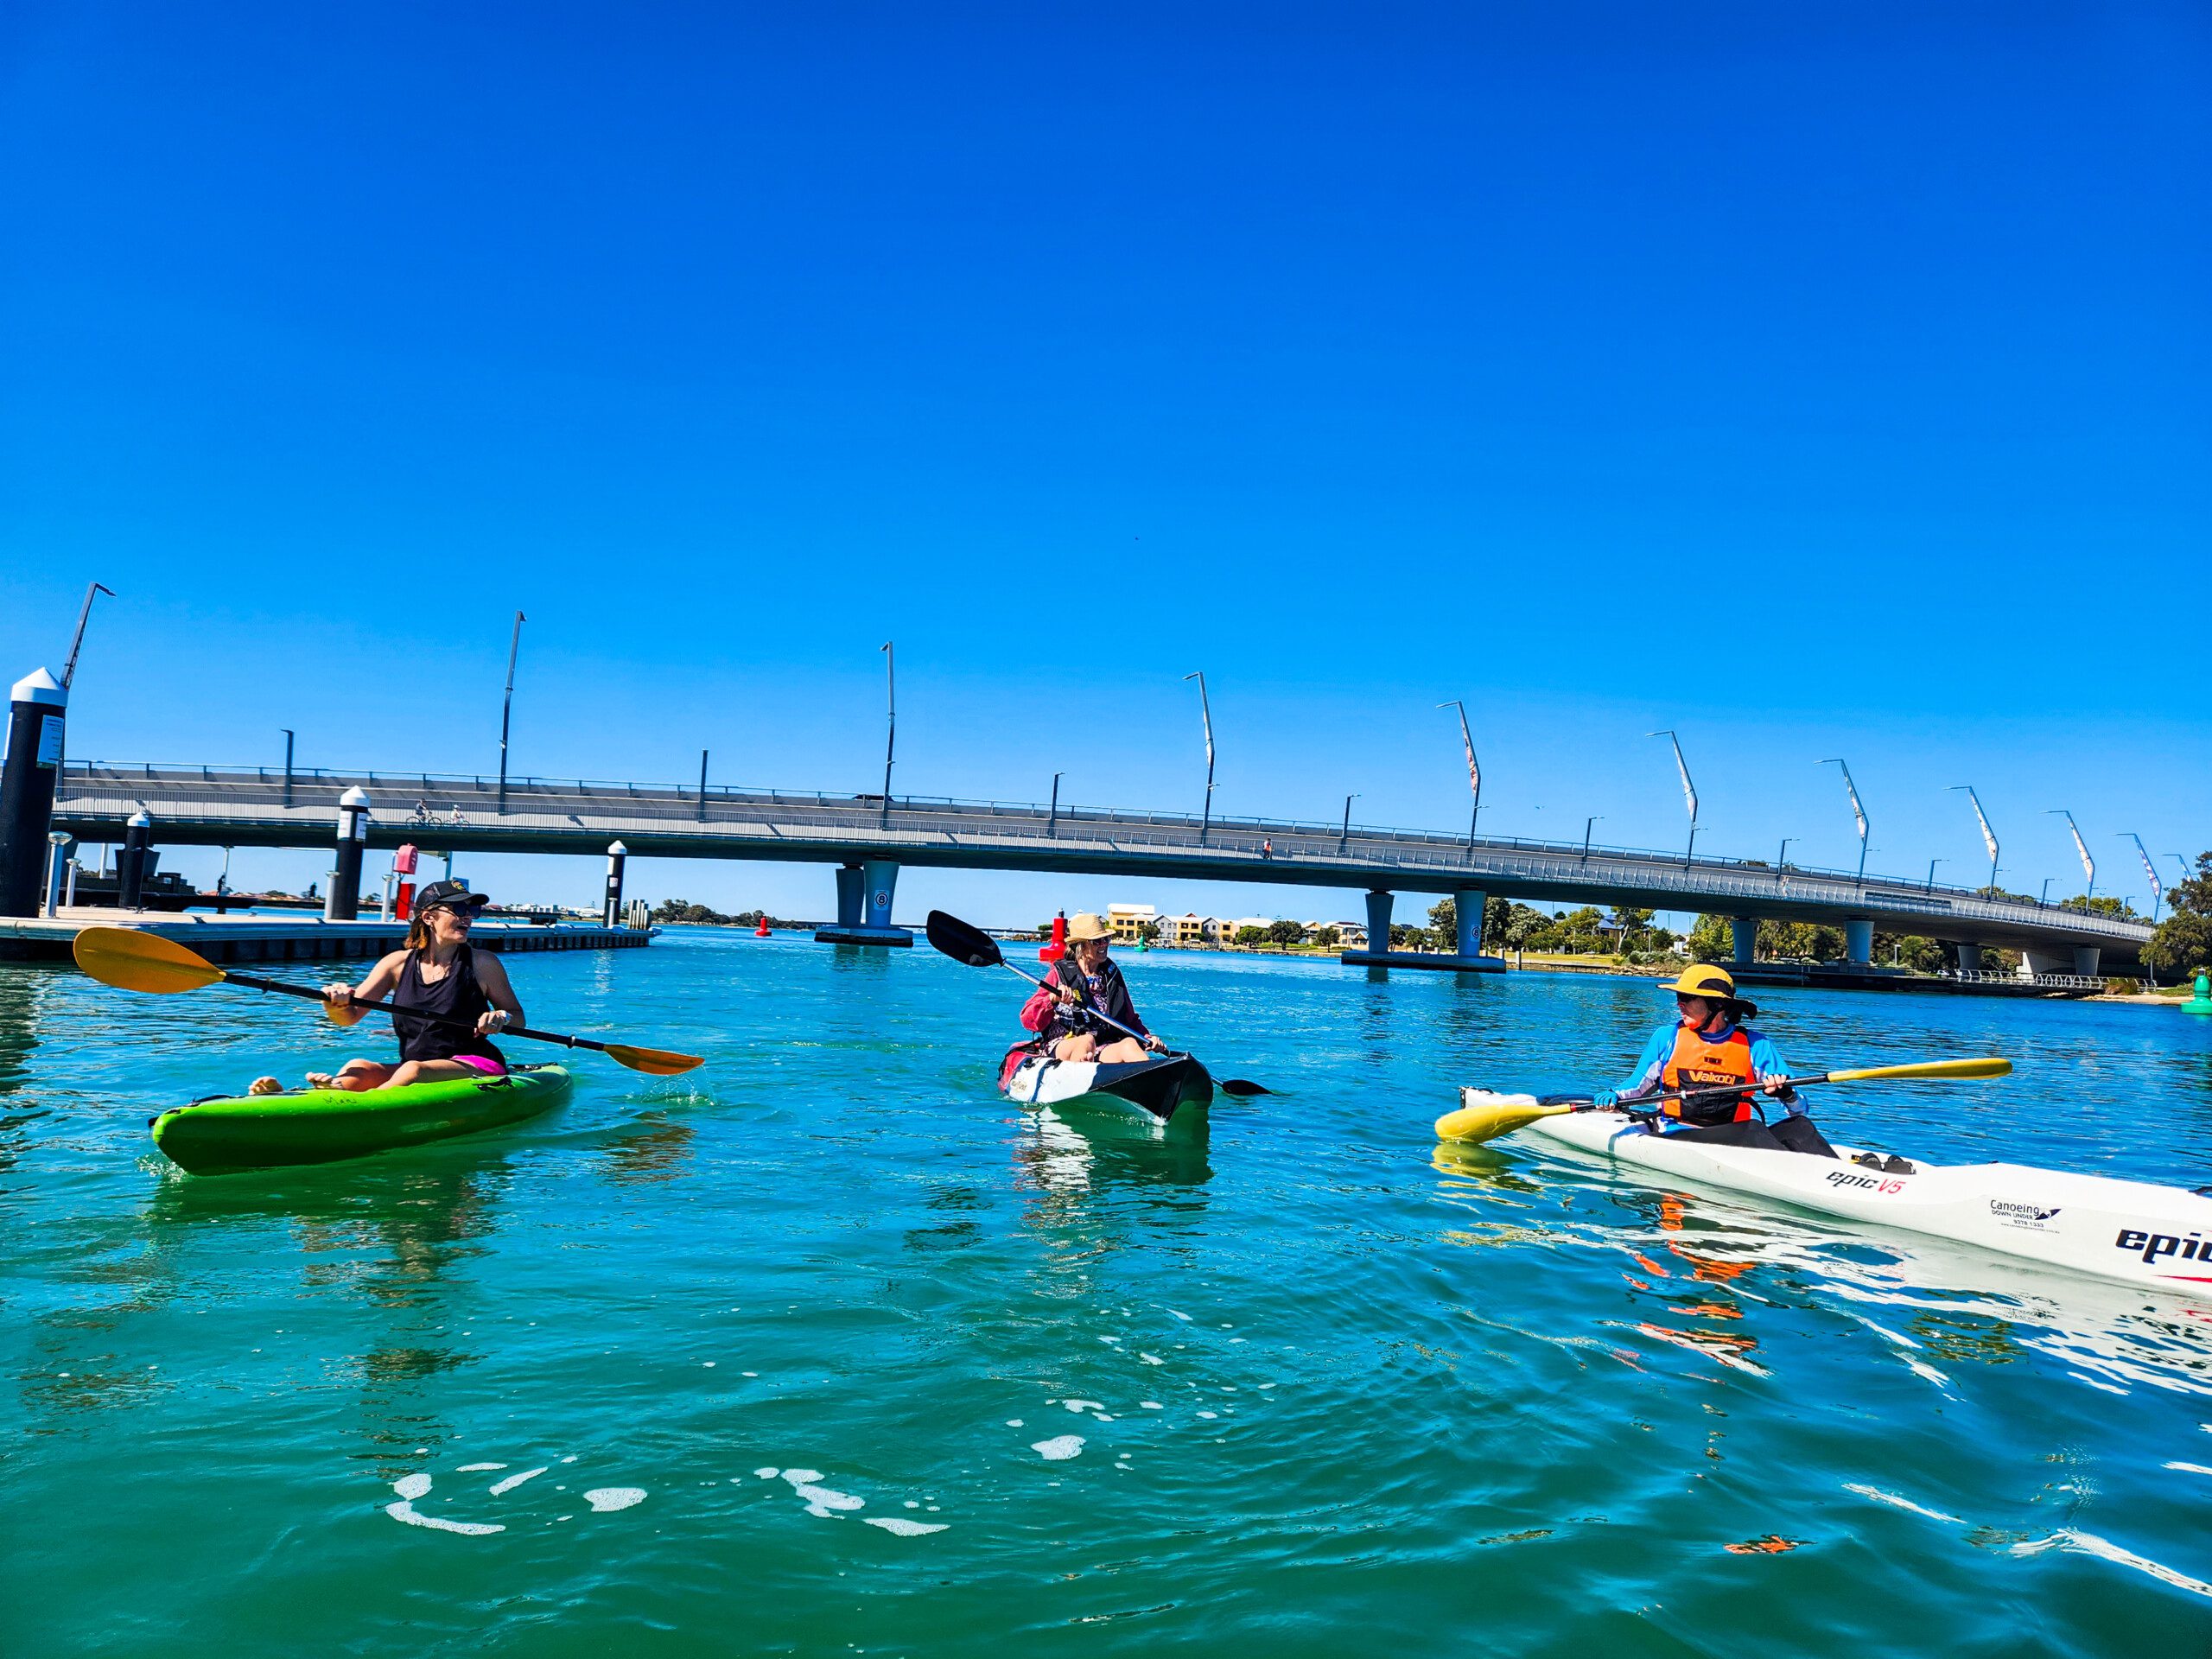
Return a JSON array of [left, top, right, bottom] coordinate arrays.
[[1016, 912, 1164, 1065], [1593, 963, 1834, 1153]]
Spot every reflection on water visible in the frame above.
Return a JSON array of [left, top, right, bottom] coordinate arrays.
[[1433, 1142, 2212, 1399], [596, 1111, 695, 1185]]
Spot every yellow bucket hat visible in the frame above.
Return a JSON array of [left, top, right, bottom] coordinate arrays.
[[1065, 912, 1112, 943], [1663, 963, 1738, 1001]]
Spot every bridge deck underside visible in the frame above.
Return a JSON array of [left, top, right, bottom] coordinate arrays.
[[54, 770, 2151, 963]]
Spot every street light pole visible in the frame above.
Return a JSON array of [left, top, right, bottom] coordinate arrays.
[[1582, 815, 1602, 863], [496, 610, 525, 815], [880, 642, 896, 830], [1821, 759, 1871, 884], [1649, 730, 1699, 868], [1184, 671, 1215, 843], [1926, 856, 1946, 893], [1339, 793, 1358, 856], [1778, 836, 1796, 874], [1048, 772, 1062, 837], [60, 582, 115, 690], [281, 728, 295, 809], [1948, 785, 2000, 893], [1438, 701, 1482, 861], [2040, 877, 2054, 905]]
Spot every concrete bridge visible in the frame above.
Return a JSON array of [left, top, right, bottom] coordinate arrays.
[[47, 760, 2152, 974]]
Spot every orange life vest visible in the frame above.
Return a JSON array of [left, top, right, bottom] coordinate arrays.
[[1660, 1023, 1757, 1124]]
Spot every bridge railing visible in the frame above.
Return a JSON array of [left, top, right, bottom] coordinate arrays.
[[56, 760, 2152, 938]]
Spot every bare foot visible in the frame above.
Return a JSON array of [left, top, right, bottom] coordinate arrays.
[[248, 1077, 283, 1096]]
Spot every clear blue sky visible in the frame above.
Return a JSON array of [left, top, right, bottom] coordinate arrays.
[[3, 3, 2205, 925]]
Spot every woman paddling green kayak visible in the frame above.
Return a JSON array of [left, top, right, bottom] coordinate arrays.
[[248, 880, 523, 1096]]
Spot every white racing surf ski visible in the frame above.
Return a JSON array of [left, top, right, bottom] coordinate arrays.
[[1458, 1090, 2212, 1302]]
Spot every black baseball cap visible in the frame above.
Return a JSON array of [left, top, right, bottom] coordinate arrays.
[[414, 880, 490, 913]]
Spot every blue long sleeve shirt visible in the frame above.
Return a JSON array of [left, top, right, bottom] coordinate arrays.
[[1612, 1020, 1802, 1113]]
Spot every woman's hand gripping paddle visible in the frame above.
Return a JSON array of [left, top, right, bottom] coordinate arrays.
[[1433, 1055, 2012, 1145], [923, 910, 1271, 1096], [71, 926, 704, 1076]]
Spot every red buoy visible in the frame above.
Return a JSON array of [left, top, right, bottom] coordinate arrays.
[[1040, 909, 1067, 963], [755, 914, 772, 937]]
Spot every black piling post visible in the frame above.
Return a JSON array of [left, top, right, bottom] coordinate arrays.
[[603, 841, 627, 926], [118, 809, 151, 910], [327, 786, 369, 921], [0, 668, 67, 918]]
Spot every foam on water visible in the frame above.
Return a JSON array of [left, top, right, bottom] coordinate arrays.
[[585, 1488, 647, 1513], [1032, 1435, 1084, 1461], [865, 1516, 948, 1535], [488, 1467, 548, 1496]]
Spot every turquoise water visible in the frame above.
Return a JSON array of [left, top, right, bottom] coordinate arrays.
[[7, 928, 2212, 1655]]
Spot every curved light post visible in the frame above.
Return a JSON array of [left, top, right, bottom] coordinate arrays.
[[1439, 701, 1481, 861], [1926, 856, 1947, 893], [1948, 785, 1999, 893], [1821, 759, 1870, 884], [1648, 730, 1698, 868], [2047, 809, 2094, 899], [2120, 832, 2163, 921], [880, 642, 896, 830], [1184, 671, 1215, 843], [1048, 771, 1063, 837], [1339, 793, 1358, 856], [497, 610, 525, 815], [1582, 815, 1603, 864], [1777, 836, 1796, 876]]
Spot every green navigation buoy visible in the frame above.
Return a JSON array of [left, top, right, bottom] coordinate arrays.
[[2183, 971, 2212, 1016]]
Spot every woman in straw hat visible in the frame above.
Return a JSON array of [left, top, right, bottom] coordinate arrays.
[[1017, 912, 1163, 1065]]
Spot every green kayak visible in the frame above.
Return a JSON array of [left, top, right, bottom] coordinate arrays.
[[151, 1065, 574, 1175]]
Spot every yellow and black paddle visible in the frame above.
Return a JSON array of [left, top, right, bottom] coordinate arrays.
[[1433, 1056, 2012, 1145], [71, 925, 704, 1077]]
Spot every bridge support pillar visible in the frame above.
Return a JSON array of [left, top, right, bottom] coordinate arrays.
[[816, 858, 912, 947], [0, 667, 67, 918], [118, 809, 152, 911], [326, 787, 369, 922], [602, 841, 628, 927], [1844, 918, 1873, 966], [1454, 889, 1487, 957], [2073, 945, 2101, 977], [1954, 943, 1980, 973], [1730, 917, 1758, 966], [1338, 887, 1502, 971], [1366, 890, 1393, 951], [2022, 947, 2066, 977]]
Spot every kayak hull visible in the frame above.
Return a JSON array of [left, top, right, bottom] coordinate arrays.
[[1480, 1095, 2212, 1302], [1002, 1052, 1214, 1127], [152, 1065, 575, 1175]]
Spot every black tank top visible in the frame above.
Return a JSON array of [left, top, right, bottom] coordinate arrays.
[[393, 944, 505, 1065]]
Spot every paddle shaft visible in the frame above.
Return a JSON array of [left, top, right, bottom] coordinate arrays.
[[1580, 1069, 1867, 1115], [220, 966, 623, 1058]]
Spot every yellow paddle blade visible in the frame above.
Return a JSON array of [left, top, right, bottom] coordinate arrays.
[[1825, 1057, 2012, 1084], [603, 1043, 706, 1077], [72, 926, 226, 995], [1435, 1090, 1568, 1145]]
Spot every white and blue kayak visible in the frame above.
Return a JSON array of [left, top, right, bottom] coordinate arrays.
[[1454, 1090, 2212, 1303], [1001, 1051, 1213, 1128]]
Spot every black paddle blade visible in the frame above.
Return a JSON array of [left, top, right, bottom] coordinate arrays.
[[924, 910, 1005, 969], [1218, 1078, 1271, 1096]]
